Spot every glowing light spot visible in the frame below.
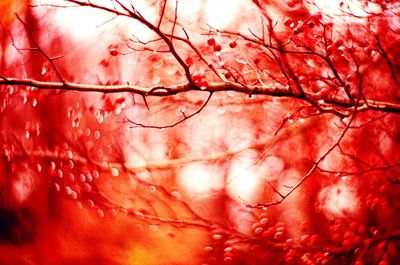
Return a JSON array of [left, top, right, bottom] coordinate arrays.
[[312, 0, 345, 15], [172, 0, 202, 23], [111, 167, 119, 177], [12, 174, 34, 204], [204, 0, 245, 29], [227, 162, 263, 204], [318, 182, 359, 218], [308, 0, 380, 19], [38, 0, 156, 45], [177, 163, 223, 196]]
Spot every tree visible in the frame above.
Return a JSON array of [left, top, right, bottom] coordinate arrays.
[[1, 0, 400, 264]]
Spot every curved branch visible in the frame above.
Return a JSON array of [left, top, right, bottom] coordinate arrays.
[[2, 77, 400, 114]]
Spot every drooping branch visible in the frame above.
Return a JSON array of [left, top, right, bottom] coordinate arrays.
[[2, 77, 400, 114]]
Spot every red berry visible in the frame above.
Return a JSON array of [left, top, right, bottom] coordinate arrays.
[[100, 59, 109, 67], [349, 221, 359, 231], [109, 48, 118, 56], [331, 233, 341, 242], [285, 249, 297, 263], [185, 57, 194, 66], [274, 231, 284, 240], [342, 239, 352, 247], [344, 231, 356, 240], [300, 235, 311, 245], [300, 221, 309, 232], [192, 74, 203, 83], [213, 44, 222, 52], [377, 242, 386, 250], [262, 227, 276, 239], [353, 236, 362, 245], [287, 1, 297, 8], [316, 88, 329, 100], [335, 39, 344, 47], [104, 98, 116, 111], [379, 185, 388, 194], [251, 222, 262, 230], [284, 239, 294, 249], [364, 46, 374, 55], [298, 76, 307, 84], [207, 38, 216, 46], [198, 80, 209, 88], [229, 41, 237, 48], [293, 25, 304, 35], [115, 97, 125, 104], [254, 227, 264, 235], [284, 18, 294, 27], [357, 225, 367, 234], [258, 212, 268, 219], [259, 217, 269, 225], [327, 45, 336, 52], [310, 234, 319, 245]]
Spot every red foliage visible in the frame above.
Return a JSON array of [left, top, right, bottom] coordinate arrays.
[[0, 0, 400, 265]]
